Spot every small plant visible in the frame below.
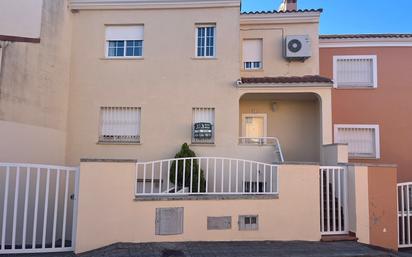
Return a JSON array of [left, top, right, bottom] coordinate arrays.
[[169, 143, 206, 193]]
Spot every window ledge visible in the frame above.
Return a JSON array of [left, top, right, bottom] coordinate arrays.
[[97, 141, 141, 145], [349, 156, 380, 160], [190, 143, 215, 147], [191, 57, 218, 60], [135, 194, 279, 201], [100, 57, 144, 60], [242, 69, 264, 72], [335, 86, 377, 89]]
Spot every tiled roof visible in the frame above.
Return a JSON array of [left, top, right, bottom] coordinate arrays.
[[240, 75, 333, 84], [241, 8, 323, 15], [320, 34, 412, 39]]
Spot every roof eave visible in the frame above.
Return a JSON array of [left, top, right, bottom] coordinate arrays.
[[69, 0, 241, 10], [236, 82, 333, 88], [319, 37, 412, 48], [240, 11, 321, 25], [0, 35, 41, 44]]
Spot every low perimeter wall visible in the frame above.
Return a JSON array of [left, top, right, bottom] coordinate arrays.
[[75, 161, 321, 253], [347, 164, 398, 251], [74, 161, 398, 253]]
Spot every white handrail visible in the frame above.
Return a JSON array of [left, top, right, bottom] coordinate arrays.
[[238, 137, 284, 163], [136, 157, 279, 197]]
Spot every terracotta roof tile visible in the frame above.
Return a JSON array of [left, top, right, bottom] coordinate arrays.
[[241, 8, 323, 15], [320, 34, 412, 39], [240, 75, 333, 84]]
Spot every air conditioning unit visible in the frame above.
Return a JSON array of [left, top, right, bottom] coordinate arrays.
[[284, 35, 311, 60]]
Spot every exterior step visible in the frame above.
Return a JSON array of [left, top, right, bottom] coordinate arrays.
[[321, 234, 358, 242]]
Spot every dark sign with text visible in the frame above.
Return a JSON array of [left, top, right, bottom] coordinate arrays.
[[193, 122, 213, 139]]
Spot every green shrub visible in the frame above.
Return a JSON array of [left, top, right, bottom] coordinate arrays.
[[169, 143, 206, 193]]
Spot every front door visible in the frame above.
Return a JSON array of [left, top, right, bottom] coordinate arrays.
[[245, 116, 265, 138]]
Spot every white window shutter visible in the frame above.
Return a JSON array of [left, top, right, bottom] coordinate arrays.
[[100, 107, 141, 143], [243, 39, 262, 62], [335, 125, 379, 158], [106, 26, 144, 41], [335, 56, 376, 87]]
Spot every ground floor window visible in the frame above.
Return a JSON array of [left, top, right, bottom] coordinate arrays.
[[99, 107, 141, 143], [192, 107, 215, 144], [334, 124, 380, 159]]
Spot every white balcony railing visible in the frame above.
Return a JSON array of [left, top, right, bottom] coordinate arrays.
[[135, 157, 279, 196], [239, 137, 285, 163]]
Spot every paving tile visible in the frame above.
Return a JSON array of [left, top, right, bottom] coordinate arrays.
[[8, 241, 405, 257]]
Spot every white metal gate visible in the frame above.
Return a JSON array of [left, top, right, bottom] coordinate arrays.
[[398, 182, 412, 248], [320, 166, 349, 235], [0, 163, 79, 254]]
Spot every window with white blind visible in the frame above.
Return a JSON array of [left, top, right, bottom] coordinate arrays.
[[243, 39, 263, 70], [196, 25, 216, 58], [99, 107, 141, 143], [105, 25, 144, 58], [192, 108, 215, 144], [334, 124, 380, 159], [333, 55, 378, 88]]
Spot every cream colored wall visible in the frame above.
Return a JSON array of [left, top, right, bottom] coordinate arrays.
[[0, 121, 66, 164], [0, 0, 43, 39], [240, 98, 320, 162], [238, 87, 333, 147], [66, 6, 243, 165], [0, 0, 72, 164], [347, 165, 370, 244], [321, 144, 348, 166], [240, 21, 320, 77], [75, 161, 321, 253]]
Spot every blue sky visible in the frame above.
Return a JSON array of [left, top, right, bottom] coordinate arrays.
[[242, 0, 412, 35]]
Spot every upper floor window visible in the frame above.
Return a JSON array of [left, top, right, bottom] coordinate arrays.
[[105, 25, 144, 58], [196, 25, 215, 58], [192, 108, 215, 144], [243, 39, 263, 70], [333, 55, 378, 88], [334, 124, 380, 159], [99, 107, 141, 143]]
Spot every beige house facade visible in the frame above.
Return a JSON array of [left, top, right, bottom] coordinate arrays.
[[0, 0, 400, 255]]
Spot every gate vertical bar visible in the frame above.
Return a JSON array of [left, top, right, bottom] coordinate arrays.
[[22, 168, 31, 249], [1, 167, 10, 250], [12, 167, 20, 249], [32, 168, 40, 249], [42, 168, 51, 248], [52, 170, 60, 248]]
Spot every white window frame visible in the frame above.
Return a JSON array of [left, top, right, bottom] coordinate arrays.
[[241, 113, 268, 138], [244, 61, 262, 70], [333, 55, 378, 88], [195, 24, 216, 58], [242, 39, 263, 70], [105, 25, 144, 59], [334, 124, 380, 159]]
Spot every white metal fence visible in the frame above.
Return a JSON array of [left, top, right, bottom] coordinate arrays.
[[135, 157, 279, 196], [0, 163, 79, 254], [320, 166, 348, 235], [398, 182, 412, 248]]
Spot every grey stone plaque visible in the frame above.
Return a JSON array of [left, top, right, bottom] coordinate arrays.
[[207, 216, 232, 230], [155, 207, 184, 235]]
